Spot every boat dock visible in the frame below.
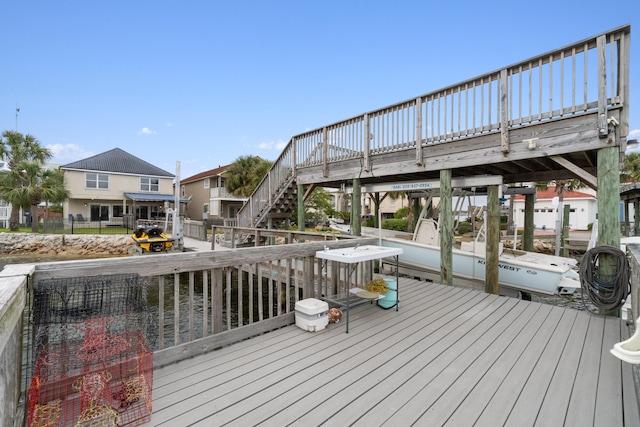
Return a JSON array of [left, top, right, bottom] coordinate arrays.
[[151, 277, 639, 426]]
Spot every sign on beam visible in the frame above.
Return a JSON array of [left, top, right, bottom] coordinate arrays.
[[343, 175, 503, 194]]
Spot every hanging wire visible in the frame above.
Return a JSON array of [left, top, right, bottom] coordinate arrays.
[[579, 245, 630, 313]]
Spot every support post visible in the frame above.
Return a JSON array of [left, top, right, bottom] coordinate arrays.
[[352, 178, 361, 236], [597, 146, 621, 248], [562, 205, 571, 258], [267, 217, 274, 245], [624, 200, 631, 237], [411, 197, 421, 233], [486, 185, 500, 294], [597, 145, 621, 316], [523, 193, 535, 252], [297, 184, 304, 232], [635, 200, 640, 236], [440, 169, 453, 286]]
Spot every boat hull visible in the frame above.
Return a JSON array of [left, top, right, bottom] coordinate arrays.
[[381, 237, 580, 296]]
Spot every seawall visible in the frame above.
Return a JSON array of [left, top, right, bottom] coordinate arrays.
[[0, 233, 135, 256]]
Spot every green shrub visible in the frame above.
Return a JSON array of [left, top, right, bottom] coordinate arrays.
[[383, 218, 408, 232], [394, 207, 408, 219]]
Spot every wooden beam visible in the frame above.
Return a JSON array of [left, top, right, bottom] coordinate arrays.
[[323, 127, 329, 177], [523, 193, 535, 252], [597, 146, 621, 248], [364, 114, 370, 172], [550, 155, 598, 190], [597, 35, 608, 138], [440, 169, 452, 286], [297, 184, 304, 232], [302, 183, 316, 201], [352, 178, 361, 236], [415, 97, 423, 165], [486, 185, 500, 294], [500, 69, 509, 153]]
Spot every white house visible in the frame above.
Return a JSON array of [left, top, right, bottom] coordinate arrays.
[[60, 148, 188, 225], [511, 186, 597, 231]]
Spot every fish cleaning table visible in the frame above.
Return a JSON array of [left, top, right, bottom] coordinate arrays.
[[316, 245, 403, 333]]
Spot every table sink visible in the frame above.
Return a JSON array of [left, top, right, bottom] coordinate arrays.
[[316, 245, 402, 263]]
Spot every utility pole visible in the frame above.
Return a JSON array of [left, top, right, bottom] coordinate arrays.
[[15, 105, 20, 131]]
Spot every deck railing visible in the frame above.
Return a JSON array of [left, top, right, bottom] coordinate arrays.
[[236, 26, 629, 228], [293, 25, 630, 170], [0, 235, 378, 424], [237, 142, 294, 228]]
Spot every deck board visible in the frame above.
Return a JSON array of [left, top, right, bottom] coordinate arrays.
[[150, 278, 638, 426]]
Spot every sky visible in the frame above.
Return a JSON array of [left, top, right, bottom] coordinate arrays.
[[1, 1, 638, 180]]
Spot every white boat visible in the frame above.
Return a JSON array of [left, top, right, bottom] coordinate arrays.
[[380, 218, 580, 296], [329, 220, 351, 235]]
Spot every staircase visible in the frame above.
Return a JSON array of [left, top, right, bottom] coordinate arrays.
[[236, 142, 298, 229]]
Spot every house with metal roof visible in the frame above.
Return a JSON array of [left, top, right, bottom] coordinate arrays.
[[61, 148, 188, 225], [180, 164, 246, 223]]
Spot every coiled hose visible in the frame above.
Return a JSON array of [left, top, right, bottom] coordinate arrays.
[[579, 245, 630, 312]]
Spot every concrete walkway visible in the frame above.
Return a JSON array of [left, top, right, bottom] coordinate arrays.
[[181, 236, 215, 252]]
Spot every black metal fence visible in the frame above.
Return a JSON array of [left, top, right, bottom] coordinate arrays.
[[42, 218, 138, 235]]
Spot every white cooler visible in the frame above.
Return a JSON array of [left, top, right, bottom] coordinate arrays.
[[295, 298, 329, 332]]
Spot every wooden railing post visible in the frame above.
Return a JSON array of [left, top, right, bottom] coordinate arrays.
[[597, 35, 608, 138], [322, 127, 329, 177], [415, 96, 423, 165], [500, 69, 510, 153], [212, 268, 223, 334], [304, 255, 315, 298], [364, 114, 370, 172], [291, 137, 297, 177]]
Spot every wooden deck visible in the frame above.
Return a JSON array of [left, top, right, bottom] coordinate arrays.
[[150, 277, 640, 426]]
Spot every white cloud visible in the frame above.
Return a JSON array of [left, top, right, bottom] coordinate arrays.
[[628, 129, 640, 140], [257, 139, 287, 151], [138, 127, 156, 135], [46, 143, 94, 163]]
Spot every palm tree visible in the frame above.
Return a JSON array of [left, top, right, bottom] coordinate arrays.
[[225, 155, 273, 197], [0, 131, 52, 230], [622, 152, 640, 182], [0, 161, 68, 232]]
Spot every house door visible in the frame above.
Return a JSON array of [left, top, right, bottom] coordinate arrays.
[[90, 205, 110, 221], [136, 206, 149, 220]]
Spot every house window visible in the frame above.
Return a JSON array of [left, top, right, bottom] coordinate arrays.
[[86, 173, 109, 189], [140, 177, 159, 192], [113, 205, 124, 217], [181, 185, 186, 197], [204, 178, 210, 189]]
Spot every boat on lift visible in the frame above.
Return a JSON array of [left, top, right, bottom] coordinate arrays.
[[380, 217, 580, 296]]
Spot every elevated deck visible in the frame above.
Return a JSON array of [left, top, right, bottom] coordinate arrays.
[[151, 277, 639, 426]]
